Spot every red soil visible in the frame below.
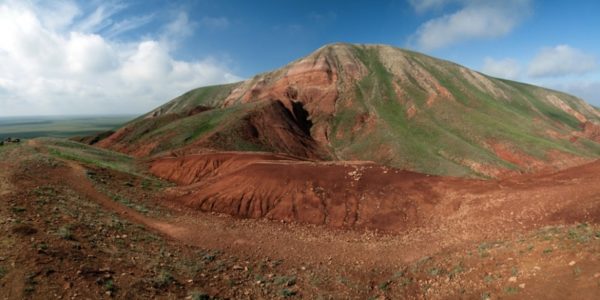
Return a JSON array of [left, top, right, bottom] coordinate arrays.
[[489, 141, 591, 175], [581, 121, 600, 143], [222, 47, 362, 146], [151, 152, 447, 232], [195, 100, 328, 159], [7, 139, 600, 299], [150, 151, 600, 238]]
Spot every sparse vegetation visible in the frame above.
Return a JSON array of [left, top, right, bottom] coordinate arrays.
[[280, 288, 297, 297], [104, 279, 117, 293], [505, 286, 520, 295], [23, 273, 38, 294], [449, 263, 464, 278], [152, 270, 175, 288], [190, 291, 211, 300], [108, 192, 149, 214], [45, 138, 138, 175], [379, 280, 391, 291], [203, 253, 217, 262], [57, 226, 74, 240], [274, 275, 297, 287], [428, 267, 443, 276], [478, 242, 491, 257], [573, 267, 582, 277], [36, 243, 48, 251], [11, 206, 26, 213]]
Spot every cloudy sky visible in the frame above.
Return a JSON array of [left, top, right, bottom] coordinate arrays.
[[1, 0, 600, 116]]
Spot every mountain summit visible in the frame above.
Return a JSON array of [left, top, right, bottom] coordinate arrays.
[[98, 43, 600, 177]]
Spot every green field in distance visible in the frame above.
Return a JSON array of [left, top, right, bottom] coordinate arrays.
[[0, 115, 134, 139]]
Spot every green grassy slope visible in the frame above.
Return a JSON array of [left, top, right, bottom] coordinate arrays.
[[129, 102, 264, 155], [42, 138, 139, 175], [142, 83, 240, 118], [326, 45, 600, 176]]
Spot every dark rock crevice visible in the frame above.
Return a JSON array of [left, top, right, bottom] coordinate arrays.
[[290, 101, 313, 137]]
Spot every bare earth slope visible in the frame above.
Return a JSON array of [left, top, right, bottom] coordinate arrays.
[[98, 43, 600, 177], [149, 151, 600, 237]]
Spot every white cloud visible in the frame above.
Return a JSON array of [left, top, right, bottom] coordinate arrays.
[[104, 14, 154, 38], [32, 0, 81, 31], [482, 57, 521, 80], [160, 11, 196, 51], [164, 12, 195, 38], [74, 2, 128, 33], [66, 32, 118, 73], [0, 1, 241, 116], [74, 1, 154, 39], [122, 41, 174, 82], [409, 0, 531, 50], [527, 45, 598, 78], [408, 0, 457, 13]]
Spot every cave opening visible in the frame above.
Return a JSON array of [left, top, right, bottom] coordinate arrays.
[[291, 100, 313, 136]]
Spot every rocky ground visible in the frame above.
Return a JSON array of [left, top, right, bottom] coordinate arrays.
[[1, 140, 599, 299]]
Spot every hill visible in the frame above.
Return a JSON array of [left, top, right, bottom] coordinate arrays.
[[4, 44, 600, 299], [96, 43, 600, 177]]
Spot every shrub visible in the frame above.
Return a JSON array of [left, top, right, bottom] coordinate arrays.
[[152, 270, 175, 288], [57, 226, 74, 240], [11, 206, 26, 213], [274, 275, 296, 287], [281, 288, 297, 297], [190, 291, 210, 300], [104, 279, 117, 293], [505, 286, 519, 294]]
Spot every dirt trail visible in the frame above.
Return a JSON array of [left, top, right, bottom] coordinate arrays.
[[27, 139, 177, 237], [24, 141, 600, 271], [0, 163, 12, 197], [5, 141, 600, 299], [23, 139, 434, 270], [65, 153, 600, 277], [64, 161, 431, 271], [66, 162, 185, 238]]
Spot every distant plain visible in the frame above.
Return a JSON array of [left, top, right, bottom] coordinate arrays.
[[0, 115, 134, 139]]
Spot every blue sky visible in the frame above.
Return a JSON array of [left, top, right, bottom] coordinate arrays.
[[1, 0, 599, 116]]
